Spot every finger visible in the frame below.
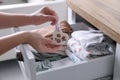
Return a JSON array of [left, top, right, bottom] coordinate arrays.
[[44, 39, 62, 52], [44, 15, 57, 24], [45, 38, 57, 45], [47, 44, 62, 52], [45, 7, 57, 16]]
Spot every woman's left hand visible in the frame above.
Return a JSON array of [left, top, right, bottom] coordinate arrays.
[[31, 7, 58, 25]]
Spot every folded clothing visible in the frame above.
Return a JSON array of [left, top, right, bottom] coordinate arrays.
[[65, 49, 82, 63], [66, 30, 115, 62], [71, 30, 104, 48], [66, 38, 89, 61], [86, 42, 112, 56], [32, 51, 67, 62], [32, 51, 67, 72], [35, 59, 52, 71]]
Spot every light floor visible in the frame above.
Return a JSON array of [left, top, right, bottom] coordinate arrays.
[[0, 59, 24, 80]]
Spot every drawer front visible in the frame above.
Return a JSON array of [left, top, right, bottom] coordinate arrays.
[[36, 55, 114, 80]]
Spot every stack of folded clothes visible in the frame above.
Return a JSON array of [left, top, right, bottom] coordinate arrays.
[[66, 30, 115, 63]]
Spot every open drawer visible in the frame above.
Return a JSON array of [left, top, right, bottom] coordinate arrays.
[[16, 23, 115, 80]]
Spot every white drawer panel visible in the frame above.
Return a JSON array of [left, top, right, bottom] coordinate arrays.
[[36, 55, 114, 80]]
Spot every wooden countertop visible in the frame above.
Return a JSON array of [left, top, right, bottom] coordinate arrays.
[[66, 0, 120, 43]]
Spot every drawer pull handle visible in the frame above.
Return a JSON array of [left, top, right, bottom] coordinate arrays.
[[16, 50, 24, 62]]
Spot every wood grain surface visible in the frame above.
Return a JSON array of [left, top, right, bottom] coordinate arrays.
[[66, 0, 120, 43]]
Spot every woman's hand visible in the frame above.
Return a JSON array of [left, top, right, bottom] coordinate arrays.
[[31, 7, 58, 25], [25, 30, 61, 53], [0, 7, 59, 55]]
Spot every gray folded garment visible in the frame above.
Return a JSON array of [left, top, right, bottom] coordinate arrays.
[[85, 35, 115, 59], [27, 45, 67, 72], [86, 42, 112, 56], [32, 51, 67, 61], [35, 59, 53, 72], [32, 51, 67, 72]]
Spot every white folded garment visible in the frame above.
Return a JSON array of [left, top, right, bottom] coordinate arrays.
[[67, 38, 89, 61], [66, 30, 111, 62], [71, 30, 104, 48]]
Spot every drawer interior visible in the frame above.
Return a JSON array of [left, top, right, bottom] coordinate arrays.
[[17, 22, 115, 80], [19, 44, 114, 80]]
